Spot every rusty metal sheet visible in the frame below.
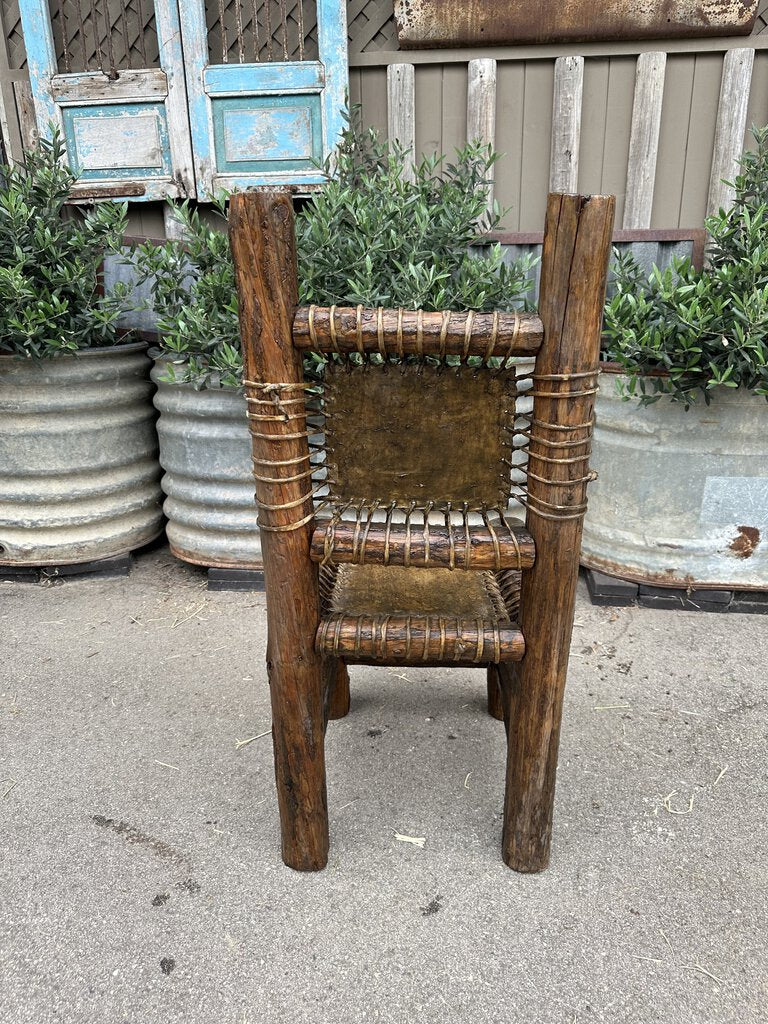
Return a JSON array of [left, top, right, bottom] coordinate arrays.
[[394, 0, 758, 48]]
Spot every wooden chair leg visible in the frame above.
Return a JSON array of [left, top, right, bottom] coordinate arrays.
[[502, 638, 568, 874], [328, 660, 350, 719], [486, 666, 504, 721], [268, 644, 329, 871], [501, 193, 615, 874], [230, 191, 330, 872]]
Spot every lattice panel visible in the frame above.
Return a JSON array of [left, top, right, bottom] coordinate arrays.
[[206, 0, 319, 64], [755, 0, 768, 31], [48, 0, 160, 73], [2, 0, 27, 69], [347, 0, 397, 53]]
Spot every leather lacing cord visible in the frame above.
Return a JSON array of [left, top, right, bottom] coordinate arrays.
[[243, 378, 328, 534]]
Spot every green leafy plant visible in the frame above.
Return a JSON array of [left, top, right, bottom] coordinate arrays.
[[133, 111, 535, 389], [603, 125, 768, 406], [130, 196, 241, 388], [0, 130, 128, 359], [297, 113, 534, 311]]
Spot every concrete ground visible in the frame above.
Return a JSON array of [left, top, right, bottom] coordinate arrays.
[[1, 543, 766, 1024]]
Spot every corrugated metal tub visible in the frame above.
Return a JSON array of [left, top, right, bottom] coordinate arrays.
[[581, 370, 768, 589], [0, 343, 163, 565], [151, 365, 261, 569]]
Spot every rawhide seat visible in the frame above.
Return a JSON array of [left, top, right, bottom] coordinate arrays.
[[230, 189, 615, 874]]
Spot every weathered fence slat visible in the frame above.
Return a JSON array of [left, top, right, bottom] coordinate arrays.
[[707, 47, 755, 218], [623, 51, 667, 229], [154, 0, 196, 201], [387, 62, 415, 182], [467, 58, 497, 213], [549, 55, 583, 193], [12, 81, 37, 153]]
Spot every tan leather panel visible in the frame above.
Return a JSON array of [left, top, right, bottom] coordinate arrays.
[[323, 362, 514, 508]]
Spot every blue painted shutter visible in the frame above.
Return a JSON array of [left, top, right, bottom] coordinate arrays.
[[19, 0, 195, 201], [180, 0, 348, 197], [18, 0, 348, 201]]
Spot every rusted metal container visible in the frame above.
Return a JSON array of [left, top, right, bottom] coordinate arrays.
[[0, 343, 163, 566], [151, 365, 262, 569], [394, 0, 758, 48], [581, 370, 768, 589]]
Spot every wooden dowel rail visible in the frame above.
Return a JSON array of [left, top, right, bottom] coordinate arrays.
[[316, 614, 525, 664], [311, 521, 535, 571], [292, 305, 544, 358]]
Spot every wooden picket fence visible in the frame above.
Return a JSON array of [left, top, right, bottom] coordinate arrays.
[[385, 48, 756, 226]]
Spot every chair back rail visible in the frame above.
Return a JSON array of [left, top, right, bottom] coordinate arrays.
[[292, 305, 543, 358]]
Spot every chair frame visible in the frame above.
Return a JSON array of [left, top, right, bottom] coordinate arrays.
[[230, 190, 615, 873]]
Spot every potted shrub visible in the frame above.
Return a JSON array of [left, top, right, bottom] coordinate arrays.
[[0, 133, 163, 568], [582, 127, 768, 589], [132, 116, 535, 571]]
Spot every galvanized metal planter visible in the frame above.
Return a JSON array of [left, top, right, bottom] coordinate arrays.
[[582, 369, 768, 589], [0, 342, 163, 566], [151, 364, 261, 569]]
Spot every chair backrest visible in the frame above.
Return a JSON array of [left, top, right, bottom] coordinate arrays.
[[230, 190, 614, 554]]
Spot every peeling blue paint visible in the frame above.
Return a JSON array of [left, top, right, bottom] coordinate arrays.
[[62, 103, 173, 180], [204, 62, 325, 96], [17, 0, 59, 132], [181, 0, 348, 193], [20, 0, 349, 198], [19, 0, 190, 200], [213, 95, 321, 173]]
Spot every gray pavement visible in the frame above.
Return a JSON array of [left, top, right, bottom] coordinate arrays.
[[1, 544, 766, 1024]]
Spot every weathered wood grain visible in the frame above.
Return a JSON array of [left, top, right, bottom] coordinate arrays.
[[387, 63, 415, 182], [51, 69, 168, 103], [467, 58, 497, 213], [623, 52, 667, 230], [549, 56, 583, 193], [707, 47, 755, 217], [230, 190, 329, 872], [154, 0, 197, 200], [13, 80, 38, 153], [503, 192, 615, 873]]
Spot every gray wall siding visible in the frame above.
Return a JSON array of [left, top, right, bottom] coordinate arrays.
[[352, 48, 768, 232]]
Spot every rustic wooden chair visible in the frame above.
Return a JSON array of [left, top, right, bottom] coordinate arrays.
[[230, 190, 615, 873]]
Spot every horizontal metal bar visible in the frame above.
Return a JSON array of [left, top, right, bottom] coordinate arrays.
[[485, 227, 707, 270], [485, 228, 707, 244]]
